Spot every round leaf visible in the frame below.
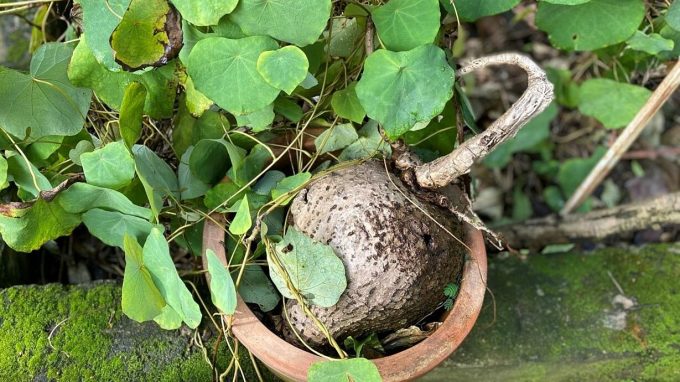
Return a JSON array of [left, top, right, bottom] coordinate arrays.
[[536, 0, 645, 51], [356, 44, 455, 140], [256, 46, 309, 95], [372, 0, 441, 51], [230, 0, 332, 46], [187, 36, 281, 115], [170, 0, 238, 26], [578, 79, 651, 129], [81, 141, 135, 190]]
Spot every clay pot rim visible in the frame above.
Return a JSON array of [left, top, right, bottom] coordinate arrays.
[[202, 213, 487, 382]]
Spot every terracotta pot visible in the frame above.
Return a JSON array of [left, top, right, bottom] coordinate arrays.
[[202, 213, 487, 382]]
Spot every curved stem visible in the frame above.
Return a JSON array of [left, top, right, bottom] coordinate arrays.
[[415, 53, 554, 189]]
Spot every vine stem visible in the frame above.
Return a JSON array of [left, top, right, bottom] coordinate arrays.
[[561, 60, 680, 215], [414, 53, 554, 189]]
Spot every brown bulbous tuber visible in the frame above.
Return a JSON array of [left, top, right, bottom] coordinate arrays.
[[281, 53, 554, 348]]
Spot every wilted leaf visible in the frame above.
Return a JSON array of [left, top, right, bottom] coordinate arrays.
[[110, 0, 183, 71], [268, 227, 347, 307]]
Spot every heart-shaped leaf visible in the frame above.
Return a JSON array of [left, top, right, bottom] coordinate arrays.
[[331, 83, 366, 124], [257, 46, 309, 95], [230, 0, 332, 46], [0, 43, 91, 140], [268, 227, 347, 307], [81, 141, 135, 190], [356, 44, 455, 140], [372, 0, 441, 51], [187, 36, 280, 115], [170, 0, 238, 26]]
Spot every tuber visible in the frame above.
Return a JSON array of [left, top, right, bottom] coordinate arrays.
[[282, 53, 554, 348]]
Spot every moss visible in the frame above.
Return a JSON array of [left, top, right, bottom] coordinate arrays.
[[0, 281, 274, 381], [422, 243, 680, 381]]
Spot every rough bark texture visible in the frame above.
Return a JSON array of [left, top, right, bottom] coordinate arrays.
[[285, 160, 466, 347], [422, 243, 680, 381], [498, 191, 680, 249]]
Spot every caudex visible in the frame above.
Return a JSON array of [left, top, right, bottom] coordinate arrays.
[[280, 53, 554, 348]]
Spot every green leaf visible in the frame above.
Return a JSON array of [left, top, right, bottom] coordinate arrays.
[[626, 31, 675, 55], [110, 0, 182, 71], [443, 283, 459, 298], [326, 18, 365, 58], [83, 209, 156, 249], [372, 0, 440, 51], [484, 103, 558, 168], [178, 147, 210, 200], [578, 79, 651, 129], [557, 146, 607, 197], [204, 179, 247, 210], [143, 228, 202, 328], [170, 0, 237, 26], [440, 0, 520, 21], [190, 139, 246, 184], [541, 0, 591, 4], [274, 97, 304, 123], [331, 83, 366, 124], [536, 0, 645, 51], [356, 44, 455, 140], [153, 305, 183, 330], [235, 104, 275, 132], [239, 265, 281, 312], [271, 172, 311, 205], [229, 195, 252, 235], [0, 197, 82, 253], [122, 234, 165, 322], [268, 227, 347, 307], [667, 0, 680, 32], [133, 145, 180, 217], [120, 82, 147, 148], [256, 46, 309, 95], [172, 107, 229, 158], [205, 249, 238, 314], [512, 186, 533, 221], [81, 141, 135, 190], [0, 156, 8, 191], [230, 0, 332, 46], [308, 358, 382, 382], [0, 43, 91, 140], [338, 121, 392, 161], [68, 38, 179, 119], [183, 76, 213, 117], [59, 183, 151, 219], [68, 140, 95, 166], [315, 124, 359, 155], [75, 0, 132, 71], [6, 154, 52, 199], [188, 36, 281, 115]]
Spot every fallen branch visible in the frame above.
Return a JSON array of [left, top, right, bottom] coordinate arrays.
[[497, 192, 680, 249]]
